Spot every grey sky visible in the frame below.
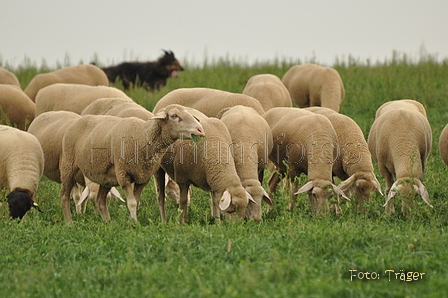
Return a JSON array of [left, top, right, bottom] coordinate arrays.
[[1, 0, 447, 68]]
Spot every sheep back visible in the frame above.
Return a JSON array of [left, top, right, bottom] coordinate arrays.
[[0, 67, 21, 87], [0, 84, 35, 130], [81, 97, 153, 120]]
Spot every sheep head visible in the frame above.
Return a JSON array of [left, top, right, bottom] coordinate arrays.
[[219, 186, 255, 221], [338, 173, 383, 210], [7, 188, 43, 220], [151, 104, 205, 140], [242, 180, 273, 223], [295, 179, 349, 214], [384, 178, 432, 215]]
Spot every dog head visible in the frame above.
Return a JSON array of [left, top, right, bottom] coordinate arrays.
[[160, 50, 184, 77]]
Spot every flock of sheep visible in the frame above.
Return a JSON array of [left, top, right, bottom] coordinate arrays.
[[0, 63, 443, 223]]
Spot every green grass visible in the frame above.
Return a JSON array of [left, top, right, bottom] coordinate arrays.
[[1, 55, 448, 297]]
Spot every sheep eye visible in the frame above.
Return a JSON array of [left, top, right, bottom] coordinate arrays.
[[171, 114, 178, 119]]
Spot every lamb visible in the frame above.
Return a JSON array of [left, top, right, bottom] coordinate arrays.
[[216, 105, 273, 222], [282, 64, 345, 112], [367, 99, 433, 215], [35, 83, 131, 116], [0, 125, 44, 219], [27, 111, 123, 214], [305, 107, 383, 210], [0, 84, 35, 130], [154, 109, 255, 224], [59, 104, 204, 224], [262, 107, 349, 213], [0, 67, 21, 87], [81, 97, 153, 120], [242, 74, 292, 111], [24, 64, 109, 101], [152, 87, 265, 116]]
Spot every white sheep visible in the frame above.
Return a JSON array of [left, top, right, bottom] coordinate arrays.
[[24, 64, 109, 101], [367, 99, 433, 215], [81, 97, 153, 120], [35, 83, 131, 116], [154, 108, 255, 224], [282, 64, 345, 112], [0, 67, 21, 87], [439, 124, 448, 167], [27, 111, 123, 214], [152, 87, 265, 116], [59, 104, 204, 224], [216, 105, 273, 222], [0, 84, 35, 130], [0, 125, 44, 219], [263, 107, 349, 214], [242, 74, 292, 111], [305, 107, 383, 210]]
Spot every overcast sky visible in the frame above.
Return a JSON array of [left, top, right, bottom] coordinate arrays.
[[1, 0, 447, 68]]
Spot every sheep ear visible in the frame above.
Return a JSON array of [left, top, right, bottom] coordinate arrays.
[[150, 111, 168, 120], [219, 190, 232, 210], [374, 176, 384, 195], [246, 191, 257, 205], [383, 181, 399, 207], [263, 189, 273, 206], [77, 186, 91, 206], [337, 174, 356, 193], [415, 180, 433, 208], [294, 181, 314, 195], [332, 183, 350, 201], [215, 107, 232, 119], [110, 187, 125, 202]]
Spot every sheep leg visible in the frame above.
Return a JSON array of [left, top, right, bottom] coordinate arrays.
[[379, 164, 395, 215], [72, 183, 87, 214], [268, 170, 283, 194], [178, 184, 190, 224], [60, 181, 74, 225], [210, 191, 222, 224], [289, 177, 299, 211], [154, 167, 167, 222], [122, 184, 138, 221], [96, 185, 111, 221]]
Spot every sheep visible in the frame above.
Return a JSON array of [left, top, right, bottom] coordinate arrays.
[[81, 97, 153, 120], [0, 84, 35, 130], [439, 124, 448, 166], [305, 107, 383, 210], [0, 67, 21, 87], [215, 105, 273, 222], [262, 107, 349, 214], [154, 108, 255, 224], [35, 83, 131, 116], [27, 111, 123, 214], [282, 64, 345, 112], [367, 99, 433, 215], [24, 64, 109, 101], [0, 125, 44, 219], [59, 104, 204, 224], [152, 87, 265, 116], [242, 74, 292, 111]]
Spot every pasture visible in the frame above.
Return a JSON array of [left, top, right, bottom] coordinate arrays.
[[1, 55, 448, 297]]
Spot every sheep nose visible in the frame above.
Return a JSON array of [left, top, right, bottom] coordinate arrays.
[[196, 127, 205, 136]]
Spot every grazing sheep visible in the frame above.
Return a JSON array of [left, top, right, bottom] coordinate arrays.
[[305, 107, 383, 210], [152, 87, 265, 116], [242, 74, 292, 111], [263, 107, 349, 214], [439, 124, 448, 166], [0, 67, 21, 87], [282, 64, 345, 112], [0, 84, 35, 130], [0, 125, 44, 219], [24, 64, 109, 101], [59, 104, 204, 224], [367, 99, 433, 215], [35, 83, 131, 116], [154, 109, 254, 224], [27, 111, 123, 214], [81, 97, 153, 120], [216, 105, 273, 222]]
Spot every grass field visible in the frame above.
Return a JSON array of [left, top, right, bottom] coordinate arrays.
[[1, 55, 448, 297]]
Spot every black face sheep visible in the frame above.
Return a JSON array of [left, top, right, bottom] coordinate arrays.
[[154, 109, 254, 224], [0, 85, 35, 130], [282, 64, 345, 112], [0, 67, 21, 87], [216, 105, 273, 222], [59, 104, 204, 224], [35, 83, 131, 116], [0, 125, 44, 220], [368, 99, 433, 216], [242, 74, 292, 111], [152, 87, 265, 116], [305, 107, 383, 210], [263, 107, 349, 214]]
